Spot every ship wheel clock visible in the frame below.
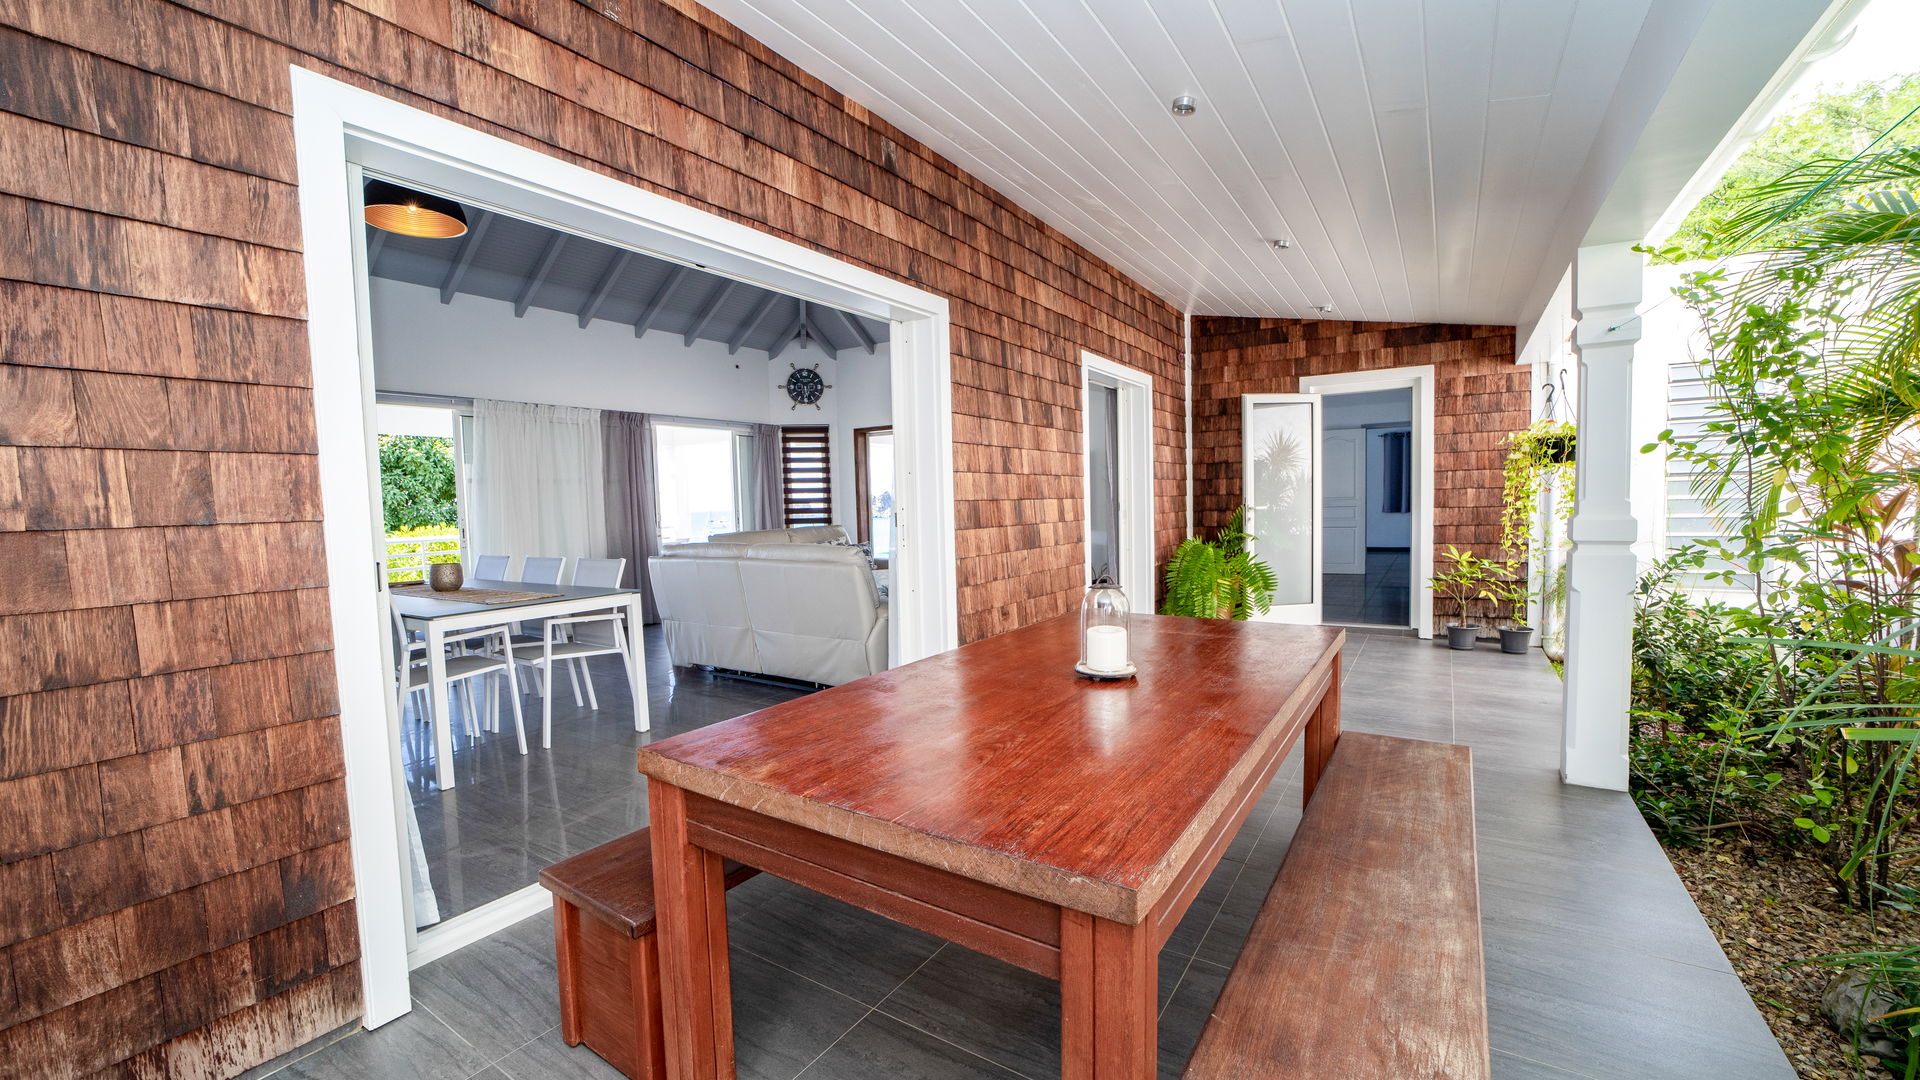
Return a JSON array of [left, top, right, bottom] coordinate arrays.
[[779, 362, 831, 410]]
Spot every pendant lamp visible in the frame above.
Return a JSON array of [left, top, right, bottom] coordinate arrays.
[[363, 180, 469, 238]]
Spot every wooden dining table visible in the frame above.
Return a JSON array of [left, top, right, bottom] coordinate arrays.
[[392, 578, 648, 789], [637, 613, 1344, 1080]]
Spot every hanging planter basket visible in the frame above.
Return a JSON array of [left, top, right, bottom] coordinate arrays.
[[1535, 433, 1575, 464]]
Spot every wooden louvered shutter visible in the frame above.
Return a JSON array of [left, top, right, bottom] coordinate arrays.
[[780, 425, 832, 528]]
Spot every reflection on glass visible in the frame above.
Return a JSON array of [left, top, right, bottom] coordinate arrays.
[[1087, 380, 1121, 584], [654, 423, 739, 543], [865, 430, 896, 559], [1246, 402, 1314, 605]]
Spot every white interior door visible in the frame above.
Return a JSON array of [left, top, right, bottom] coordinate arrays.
[[1321, 427, 1365, 574], [1242, 393, 1322, 624]]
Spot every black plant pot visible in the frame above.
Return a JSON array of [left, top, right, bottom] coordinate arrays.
[[1499, 626, 1534, 654], [1445, 624, 1481, 651], [1537, 434, 1575, 464]]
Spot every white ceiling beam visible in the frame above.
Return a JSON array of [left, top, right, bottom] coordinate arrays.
[[437, 209, 493, 304], [837, 308, 878, 354], [683, 279, 739, 346], [802, 304, 840, 359], [766, 301, 808, 360], [728, 291, 781, 354], [633, 265, 689, 338], [514, 233, 567, 317], [577, 250, 632, 328]]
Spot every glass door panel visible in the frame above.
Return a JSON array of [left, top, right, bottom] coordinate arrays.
[[1241, 394, 1322, 623]]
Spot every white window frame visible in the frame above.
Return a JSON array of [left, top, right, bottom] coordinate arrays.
[[291, 69, 957, 1024], [1080, 352, 1155, 612]]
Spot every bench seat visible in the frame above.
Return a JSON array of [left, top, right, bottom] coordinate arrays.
[[540, 828, 757, 1080], [1182, 732, 1488, 1079]]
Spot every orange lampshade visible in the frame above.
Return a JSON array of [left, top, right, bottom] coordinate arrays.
[[364, 180, 468, 238]]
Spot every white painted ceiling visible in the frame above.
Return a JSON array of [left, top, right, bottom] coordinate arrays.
[[701, 0, 1729, 324]]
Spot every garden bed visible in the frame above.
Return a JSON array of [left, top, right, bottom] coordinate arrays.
[[1666, 836, 1913, 1078]]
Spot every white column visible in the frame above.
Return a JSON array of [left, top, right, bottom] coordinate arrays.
[[1561, 243, 1641, 791]]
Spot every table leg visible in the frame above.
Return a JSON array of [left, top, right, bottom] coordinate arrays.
[[624, 594, 650, 733], [1303, 650, 1342, 806], [1060, 908, 1156, 1080], [649, 780, 734, 1080], [427, 622, 455, 790]]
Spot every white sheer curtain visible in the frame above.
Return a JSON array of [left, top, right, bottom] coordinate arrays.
[[470, 399, 607, 569]]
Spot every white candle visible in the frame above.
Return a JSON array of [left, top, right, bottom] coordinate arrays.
[[1086, 624, 1129, 672]]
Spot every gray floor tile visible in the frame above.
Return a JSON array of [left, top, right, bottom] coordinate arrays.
[[276, 1007, 492, 1080], [727, 880, 946, 1005], [1156, 960, 1230, 1079], [492, 1028, 623, 1080], [1485, 923, 1793, 1079], [1492, 1048, 1600, 1079], [410, 911, 564, 1061], [728, 948, 874, 1080], [797, 1012, 1024, 1080]]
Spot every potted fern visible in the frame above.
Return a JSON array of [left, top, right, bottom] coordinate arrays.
[[1429, 545, 1498, 649], [1160, 509, 1279, 620]]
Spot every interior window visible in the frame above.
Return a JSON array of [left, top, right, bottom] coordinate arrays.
[[654, 423, 741, 543], [856, 427, 896, 561]]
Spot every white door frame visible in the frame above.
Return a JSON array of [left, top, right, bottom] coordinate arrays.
[[1298, 365, 1436, 637], [1079, 353, 1155, 611], [290, 68, 958, 1024]]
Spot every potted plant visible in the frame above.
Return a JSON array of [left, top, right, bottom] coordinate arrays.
[[1160, 509, 1279, 620], [1429, 545, 1497, 649], [1488, 562, 1535, 654]]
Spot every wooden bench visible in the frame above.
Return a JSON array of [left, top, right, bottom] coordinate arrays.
[[1182, 732, 1488, 1079], [539, 829, 758, 1080]]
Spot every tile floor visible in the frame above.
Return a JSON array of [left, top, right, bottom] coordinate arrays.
[[1322, 548, 1411, 626], [403, 628, 810, 923], [258, 630, 1795, 1080]]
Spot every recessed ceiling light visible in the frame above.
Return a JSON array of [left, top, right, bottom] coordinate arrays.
[[1314, 304, 1335, 314], [1170, 96, 1198, 117], [1269, 239, 1291, 250]]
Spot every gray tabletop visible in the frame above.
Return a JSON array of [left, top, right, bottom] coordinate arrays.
[[389, 578, 639, 620]]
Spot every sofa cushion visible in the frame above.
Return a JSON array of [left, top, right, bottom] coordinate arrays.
[[707, 525, 849, 546], [657, 542, 751, 558]]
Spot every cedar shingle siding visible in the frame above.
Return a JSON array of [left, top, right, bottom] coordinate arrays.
[[0, 2, 1526, 1075], [1191, 317, 1526, 631], [0, 1, 1185, 1074]]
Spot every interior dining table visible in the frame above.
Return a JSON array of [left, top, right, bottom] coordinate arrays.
[[637, 613, 1344, 1080], [392, 578, 648, 789]]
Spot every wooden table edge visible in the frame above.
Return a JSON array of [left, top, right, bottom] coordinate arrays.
[[636, 629, 1343, 926]]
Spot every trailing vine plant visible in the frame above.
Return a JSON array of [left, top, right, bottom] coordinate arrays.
[[1499, 420, 1576, 630]]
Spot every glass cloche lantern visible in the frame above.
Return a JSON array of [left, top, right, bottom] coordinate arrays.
[[1076, 575, 1136, 680]]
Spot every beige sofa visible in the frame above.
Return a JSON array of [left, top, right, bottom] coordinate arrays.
[[648, 528, 887, 686]]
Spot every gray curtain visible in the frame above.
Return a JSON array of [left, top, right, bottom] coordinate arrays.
[[1380, 430, 1411, 514], [603, 411, 661, 623], [751, 423, 784, 530]]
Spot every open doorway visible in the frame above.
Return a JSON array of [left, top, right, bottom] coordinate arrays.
[[292, 69, 957, 1018], [1318, 389, 1414, 627], [363, 184, 904, 933]]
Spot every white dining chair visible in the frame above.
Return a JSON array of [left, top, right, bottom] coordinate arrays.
[[520, 557, 566, 585], [390, 597, 528, 755], [498, 613, 637, 748], [570, 558, 627, 589], [472, 554, 510, 580]]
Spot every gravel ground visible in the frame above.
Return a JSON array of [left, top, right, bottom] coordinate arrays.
[[1667, 839, 1914, 1078]]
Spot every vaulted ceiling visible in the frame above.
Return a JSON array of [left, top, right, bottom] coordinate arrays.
[[367, 202, 887, 358], [700, 0, 1763, 325]]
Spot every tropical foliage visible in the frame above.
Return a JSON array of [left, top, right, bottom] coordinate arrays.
[[1639, 111, 1920, 911], [1661, 74, 1920, 261], [1160, 509, 1279, 621], [383, 524, 461, 584], [1427, 545, 1502, 628], [379, 434, 458, 532]]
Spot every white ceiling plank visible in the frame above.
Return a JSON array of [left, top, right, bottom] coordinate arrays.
[[700, 0, 1770, 323]]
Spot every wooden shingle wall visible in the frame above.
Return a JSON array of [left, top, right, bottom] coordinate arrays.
[[1191, 317, 1525, 630], [0, 1, 1182, 1075]]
